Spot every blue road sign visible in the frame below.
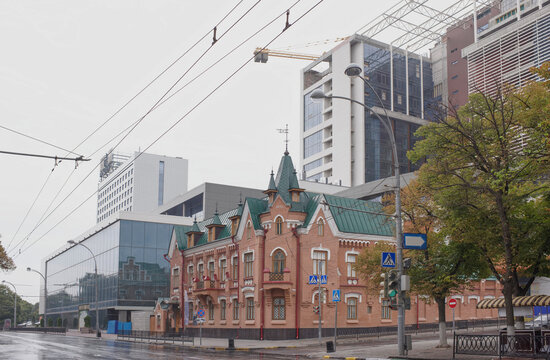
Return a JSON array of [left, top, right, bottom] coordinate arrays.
[[332, 289, 341, 302], [403, 233, 427, 250], [309, 275, 318, 285], [381, 252, 396, 268], [320, 275, 327, 284], [197, 309, 205, 318]]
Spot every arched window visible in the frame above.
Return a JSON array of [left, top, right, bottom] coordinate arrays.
[[275, 217, 283, 235], [317, 218, 324, 236], [247, 221, 252, 239], [272, 249, 286, 274]]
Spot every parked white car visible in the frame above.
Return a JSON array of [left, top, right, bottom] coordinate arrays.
[[525, 314, 549, 329]]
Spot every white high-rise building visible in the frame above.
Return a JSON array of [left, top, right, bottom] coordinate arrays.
[[97, 152, 188, 223], [300, 35, 433, 188]]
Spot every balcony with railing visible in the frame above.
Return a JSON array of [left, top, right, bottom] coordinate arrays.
[[193, 277, 224, 296], [264, 268, 292, 290]]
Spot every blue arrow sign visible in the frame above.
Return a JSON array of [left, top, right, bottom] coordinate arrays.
[[403, 233, 427, 250], [320, 275, 327, 284], [309, 275, 318, 285], [381, 252, 396, 268], [332, 289, 341, 302]]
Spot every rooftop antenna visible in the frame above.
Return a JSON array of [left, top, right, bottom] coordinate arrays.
[[277, 124, 290, 155]]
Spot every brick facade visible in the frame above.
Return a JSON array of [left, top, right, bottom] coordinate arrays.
[[153, 152, 501, 339]]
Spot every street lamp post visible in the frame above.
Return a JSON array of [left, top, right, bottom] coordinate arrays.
[[27, 267, 47, 327], [67, 240, 101, 338], [2, 280, 17, 328], [311, 63, 405, 355]]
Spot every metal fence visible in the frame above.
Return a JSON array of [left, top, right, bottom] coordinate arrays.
[[5, 327, 67, 335], [117, 330, 193, 345], [454, 333, 550, 359], [336, 319, 499, 340]]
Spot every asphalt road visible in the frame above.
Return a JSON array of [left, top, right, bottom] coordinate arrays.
[[0, 332, 295, 360]]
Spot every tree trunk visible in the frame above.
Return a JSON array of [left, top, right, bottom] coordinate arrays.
[[435, 297, 449, 348], [495, 192, 515, 336]]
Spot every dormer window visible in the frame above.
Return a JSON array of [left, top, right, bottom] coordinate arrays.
[[187, 235, 193, 248], [275, 217, 283, 235]]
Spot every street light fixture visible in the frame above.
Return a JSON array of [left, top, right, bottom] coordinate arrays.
[[311, 64, 406, 355], [27, 267, 47, 328], [2, 280, 17, 328], [67, 240, 101, 338]]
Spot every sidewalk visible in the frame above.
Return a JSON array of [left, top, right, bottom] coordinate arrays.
[[66, 327, 512, 360]]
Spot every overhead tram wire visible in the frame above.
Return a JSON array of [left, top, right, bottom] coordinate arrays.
[[0, 124, 82, 157], [14, 0, 324, 259], [7, 0, 249, 257], [5, 170, 56, 253], [10, 0, 271, 258], [13, 168, 77, 253], [86, 0, 303, 159], [69, 0, 248, 154]]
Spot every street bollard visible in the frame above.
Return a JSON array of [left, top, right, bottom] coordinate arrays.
[[227, 338, 235, 350]]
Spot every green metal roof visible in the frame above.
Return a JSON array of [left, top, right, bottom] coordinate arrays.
[[246, 197, 268, 230], [174, 225, 193, 250], [273, 153, 301, 204], [266, 171, 277, 192], [323, 194, 394, 236]]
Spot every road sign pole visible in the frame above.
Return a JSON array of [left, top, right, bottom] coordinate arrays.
[[334, 300, 337, 350], [452, 307, 455, 334]]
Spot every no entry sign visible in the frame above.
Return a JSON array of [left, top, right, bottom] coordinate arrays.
[[448, 299, 458, 308]]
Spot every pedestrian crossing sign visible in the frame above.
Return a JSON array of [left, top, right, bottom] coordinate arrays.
[[381, 252, 396, 268], [332, 289, 341, 302], [309, 275, 318, 285]]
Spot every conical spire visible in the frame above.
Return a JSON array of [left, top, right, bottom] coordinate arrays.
[[267, 170, 277, 191], [289, 168, 300, 190], [187, 217, 202, 234]]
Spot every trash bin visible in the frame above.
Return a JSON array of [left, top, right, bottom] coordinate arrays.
[[326, 340, 335, 353], [227, 338, 235, 350]]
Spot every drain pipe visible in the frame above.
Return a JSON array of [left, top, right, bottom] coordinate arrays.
[[260, 228, 268, 340], [180, 249, 185, 333], [291, 227, 300, 339], [231, 235, 240, 338]]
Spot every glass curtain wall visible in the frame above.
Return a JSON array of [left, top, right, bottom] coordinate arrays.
[[45, 220, 174, 328]]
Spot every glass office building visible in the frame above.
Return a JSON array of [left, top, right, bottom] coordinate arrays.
[[301, 35, 433, 187], [44, 214, 189, 329]]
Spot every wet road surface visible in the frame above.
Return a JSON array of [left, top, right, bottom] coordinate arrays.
[[0, 332, 296, 360]]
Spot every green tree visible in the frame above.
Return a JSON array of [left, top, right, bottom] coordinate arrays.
[[409, 78, 550, 335], [0, 235, 15, 272], [0, 285, 38, 326], [357, 180, 487, 347]]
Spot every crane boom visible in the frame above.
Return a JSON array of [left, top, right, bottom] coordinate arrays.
[[254, 48, 320, 63]]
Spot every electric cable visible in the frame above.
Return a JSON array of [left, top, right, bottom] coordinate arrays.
[[14, 0, 324, 259], [7, 0, 247, 256], [8, 0, 257, 257], [0, 124, 82, 157]]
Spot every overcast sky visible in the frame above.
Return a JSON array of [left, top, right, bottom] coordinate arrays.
[[0, 0, 459, 303]]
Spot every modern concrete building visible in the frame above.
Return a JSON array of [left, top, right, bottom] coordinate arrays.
[[300, 34, 433, 187], [97, 152, 188, 223], [157, 183, 266, 221], [463, 1, 550, 95], [43, 212, 193, 330], [431, 3, 500, 108]]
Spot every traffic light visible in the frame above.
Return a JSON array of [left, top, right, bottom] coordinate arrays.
[[313, 305, 320, 314], [379, 272, 389, 298], [388, 270, 399, 298]]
